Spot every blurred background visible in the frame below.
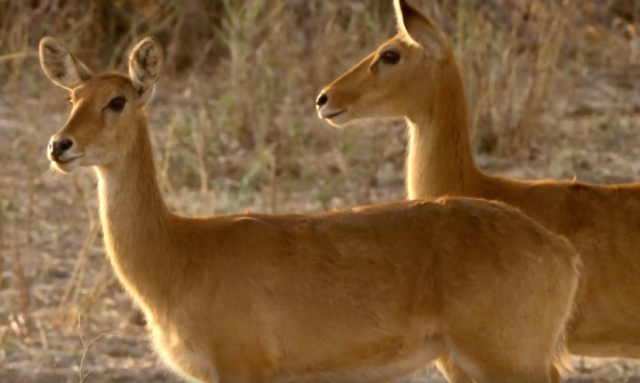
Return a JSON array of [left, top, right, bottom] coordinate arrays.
[[1, 0, 640, 382]]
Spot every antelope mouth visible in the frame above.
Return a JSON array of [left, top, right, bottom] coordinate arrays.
[[51, 154, 85, 173], [55, 154, 85, 164], [321, 109, 347, 120]]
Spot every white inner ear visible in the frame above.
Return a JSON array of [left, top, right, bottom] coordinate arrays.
[[41, 47, 86, 89], [129, 58, 148, 94], [127, 38, 163, 105], [394, 0, 445, 57], [138, 85, 156, 105], [58, 57, 84, 88], [405, 26, 444, 57], [129, 41, 162, 94]]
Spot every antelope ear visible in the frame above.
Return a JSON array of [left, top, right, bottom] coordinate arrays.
[[128, 37, 164, 104], [394, 0, 446, 55], [39, 37, 93, 90]]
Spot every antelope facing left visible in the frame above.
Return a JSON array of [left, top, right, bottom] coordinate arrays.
[[317, 2, 640, 381], [41, 36, 580, 383]]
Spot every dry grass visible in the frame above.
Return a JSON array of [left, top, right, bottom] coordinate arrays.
[[1, 0, 640, 382]]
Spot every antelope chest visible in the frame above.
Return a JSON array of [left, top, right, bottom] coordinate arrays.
[[270, 335, 445, 383], [273, 345, 442, 383], [151, 324, 218, 383]]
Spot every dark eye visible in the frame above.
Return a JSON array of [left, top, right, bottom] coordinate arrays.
[[380, 50, 401, 65], [106, 97, 127, 112]]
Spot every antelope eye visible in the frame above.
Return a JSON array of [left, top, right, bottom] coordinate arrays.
[[380, 50, 401, 65], [106, 96, 127, 112]]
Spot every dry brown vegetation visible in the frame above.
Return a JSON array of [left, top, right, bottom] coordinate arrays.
[[1, 0, 640, 382]]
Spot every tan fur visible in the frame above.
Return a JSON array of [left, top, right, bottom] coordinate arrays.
[[318, 0, 640, 372], [41, 35, 580, 383]]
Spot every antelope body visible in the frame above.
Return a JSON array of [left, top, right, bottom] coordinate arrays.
[[40, 36, 580, 383], [317, 1, 640, 380]]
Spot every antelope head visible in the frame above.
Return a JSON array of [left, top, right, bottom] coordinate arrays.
[[316, 0, 452, 127], [40, 36, 164, 173]]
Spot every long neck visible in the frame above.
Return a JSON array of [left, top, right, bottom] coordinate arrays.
[[95, 114, 175, 314], [406, 52, 483, 200]]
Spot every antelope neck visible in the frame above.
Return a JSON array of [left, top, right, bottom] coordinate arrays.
[[405, 56, 483, 199], [94, 114, 175, 313]]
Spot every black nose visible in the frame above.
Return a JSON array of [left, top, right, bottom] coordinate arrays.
[[316, 93, 328, 108], [49, 138, 73, 160]]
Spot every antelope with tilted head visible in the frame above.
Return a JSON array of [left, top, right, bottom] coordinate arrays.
[[41, 36, 579, 383], [317, 0, 640, 380]]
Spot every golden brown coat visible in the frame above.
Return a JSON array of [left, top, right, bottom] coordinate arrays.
[[41, 35, 579, 383], [318, 1, 640, 381]]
